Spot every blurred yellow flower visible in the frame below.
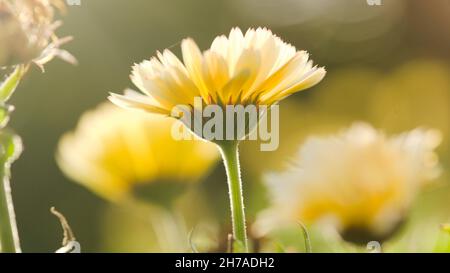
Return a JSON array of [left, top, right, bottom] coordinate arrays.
[[255, 123, 442, 244], [109, 27, 326, 114], [57, 103, 218, 202], [0, 0, 76, 68]]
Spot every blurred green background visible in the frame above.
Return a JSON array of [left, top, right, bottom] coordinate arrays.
[[8, 0, 449, 252]]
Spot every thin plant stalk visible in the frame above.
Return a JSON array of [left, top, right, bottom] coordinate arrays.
[[0, 67, 24, 253], [0, 162, 21, 253], [217, 141, 248, 252]]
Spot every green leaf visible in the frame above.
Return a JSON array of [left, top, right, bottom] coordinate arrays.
[[298, 221, 312, 253], [0, 130, 22, 164], [0, 65, 26, 103]]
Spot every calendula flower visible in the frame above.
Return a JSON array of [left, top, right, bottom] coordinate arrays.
[[57, 103, 218, 203], [0, 0, 76, 69], [255, 123, 442, 244], [109, 27, 325, 115], [109, 27, 326, 252]]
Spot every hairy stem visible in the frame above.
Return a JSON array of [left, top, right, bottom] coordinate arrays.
[[218, 141, 248, 252]]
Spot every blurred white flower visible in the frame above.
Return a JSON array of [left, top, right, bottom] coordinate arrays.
[[255, 122, 442, 244]]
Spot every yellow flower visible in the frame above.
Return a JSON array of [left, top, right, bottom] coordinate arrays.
[[108, 27, 325, 252], [255, 123, 442, 244], [109, 27, 326, 115], [57, 103, 218, 202], [0, 0, 76, 68]]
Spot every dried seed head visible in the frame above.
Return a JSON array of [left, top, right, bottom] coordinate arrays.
[[0, 0, 75, 68]]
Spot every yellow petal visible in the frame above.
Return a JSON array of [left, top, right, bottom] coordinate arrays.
[[108, 92, 170, 115], [220, 69, 251, 104], [181, 38, 210, 102], [233, 48, 261, 99], [202, 50, 230, 98], [250, 51, 308, 101], [266, 67, 327, 103]]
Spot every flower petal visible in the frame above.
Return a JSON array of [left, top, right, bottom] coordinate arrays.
[[108, 91, 170, 115]]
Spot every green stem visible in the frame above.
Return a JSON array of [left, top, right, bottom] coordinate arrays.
[[0, 162, 21, 253], [217, 141, 248, 252]]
